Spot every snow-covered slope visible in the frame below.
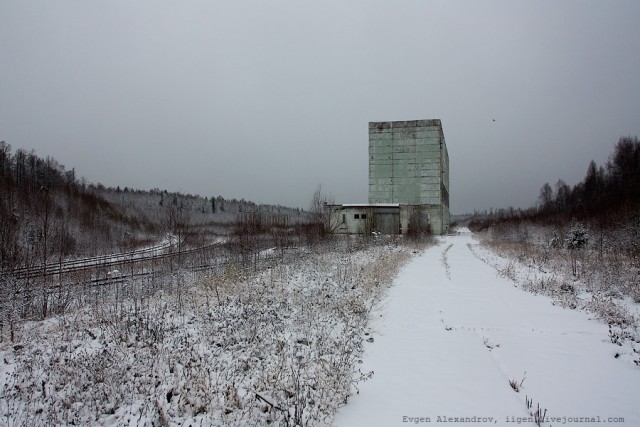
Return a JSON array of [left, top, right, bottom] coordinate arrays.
[[335, 229, 639, 426]]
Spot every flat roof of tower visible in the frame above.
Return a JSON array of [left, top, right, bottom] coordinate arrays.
[[341, 203, 400, 208], [368, 119, 442, 128]]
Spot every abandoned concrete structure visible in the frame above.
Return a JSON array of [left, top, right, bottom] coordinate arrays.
[[327, 119, 449, 235]]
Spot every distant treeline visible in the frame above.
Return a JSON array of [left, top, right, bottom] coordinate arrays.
[[0, 142, 162, 270], [469, 136, 640, 230], [0, 142, 308, 271]]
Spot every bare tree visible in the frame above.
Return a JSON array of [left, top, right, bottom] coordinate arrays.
[[0, 141, 11, 182], [538, 182, 554, 214], [308, 185, 334, 240], [555, 179, 571, 213], [33, 187, 56, 318], [0, 189, 22, 271], [309, 185, 326, 222], [164, 196, 192, 265]]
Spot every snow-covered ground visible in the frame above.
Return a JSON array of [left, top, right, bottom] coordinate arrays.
[[3, 230, 638, 426], [335, 229, 639, 426], [0, 238, 414, 426]]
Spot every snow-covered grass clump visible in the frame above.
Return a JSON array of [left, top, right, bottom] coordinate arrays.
[[0, 238, 416, 426]]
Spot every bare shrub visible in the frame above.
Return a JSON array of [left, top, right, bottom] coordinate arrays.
[[0, 236, 418, 426], [497, 259, 517, 281], [585, 295, 636, 328], [508, 372, 526, 392]]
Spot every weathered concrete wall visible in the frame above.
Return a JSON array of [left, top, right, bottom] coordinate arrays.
[[397, 204, 445, 235], [325, 205, 378, 235], [326, 204, 446, 235], [441, 140, 450, 233], [368, 119, 450, 234]]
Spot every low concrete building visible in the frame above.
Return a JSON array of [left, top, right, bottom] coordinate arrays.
[[325, 203, 436, 236], [327, 119, 450, 236], [326, 204, 397, 235]]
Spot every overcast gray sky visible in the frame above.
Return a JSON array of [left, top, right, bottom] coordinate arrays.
[[1, 1, 639, 214]]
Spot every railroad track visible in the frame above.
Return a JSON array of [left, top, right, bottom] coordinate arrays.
[[2, 237, 297, 286], [9, 249, 292, 292], [6, 240, 223, 280]]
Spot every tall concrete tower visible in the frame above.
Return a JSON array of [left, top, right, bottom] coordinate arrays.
[[368, 119, 449, 233]]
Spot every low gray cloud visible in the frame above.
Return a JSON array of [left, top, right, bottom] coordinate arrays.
[[1, 1, 638, 213]]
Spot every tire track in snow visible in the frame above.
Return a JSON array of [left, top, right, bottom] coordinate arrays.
[[336, 230, 640, 426], [441, 243, 453, 280]]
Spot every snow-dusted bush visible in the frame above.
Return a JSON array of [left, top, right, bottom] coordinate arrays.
[[549, 231, 563, 249], [566, 221, 589, 250]]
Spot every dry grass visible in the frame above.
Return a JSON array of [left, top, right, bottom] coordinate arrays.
[[474, 225, 640, 367], [0, 237, 418, 426]]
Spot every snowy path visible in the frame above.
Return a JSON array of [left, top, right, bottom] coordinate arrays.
[[334, 230, 639, 426]]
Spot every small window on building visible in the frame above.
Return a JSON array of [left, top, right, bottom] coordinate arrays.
[[342, 214, 346, 223], [361, 214, 367, 220], [354, 214, 360, 219]]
